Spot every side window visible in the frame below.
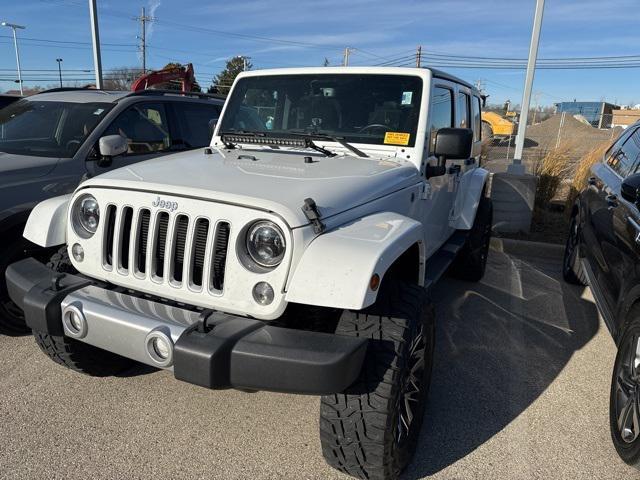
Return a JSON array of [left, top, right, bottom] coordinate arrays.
[[608, 127, 640, 177], [457, 91, 470, 129], [104, 102, 171, 155], [429, 86, 453, 154], [174, 102, 222, 148], [473, 96, 482, 141]]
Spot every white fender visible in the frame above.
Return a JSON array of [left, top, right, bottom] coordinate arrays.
[[23, 194, 71, 247], [286, 212, 423, 310], [450, 167, 489, 230]]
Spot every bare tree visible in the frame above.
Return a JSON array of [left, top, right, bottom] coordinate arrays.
[[103, 67, 143, 91]]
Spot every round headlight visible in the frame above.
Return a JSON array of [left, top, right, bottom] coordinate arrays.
[[246, 221, 286, 268], [72, 194, 100, 238]]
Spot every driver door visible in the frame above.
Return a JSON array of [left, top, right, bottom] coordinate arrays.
[[87, 102, 176, 174], [422, 82, 458, 256]]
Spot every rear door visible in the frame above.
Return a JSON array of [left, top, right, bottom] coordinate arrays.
[[587, 127, 640, 310], [607, 127, 640, 315]]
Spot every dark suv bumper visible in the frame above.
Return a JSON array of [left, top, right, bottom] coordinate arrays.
[[6, 258, 367, 395]]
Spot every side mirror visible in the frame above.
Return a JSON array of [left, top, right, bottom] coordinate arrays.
[[208, 118, 218, 138], [621, 173, 640, 205], [434, 128, 474, 161], [98, 134, 128, 166]]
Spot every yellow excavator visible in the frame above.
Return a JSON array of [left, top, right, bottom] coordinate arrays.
[[481, 110, 515, 141]]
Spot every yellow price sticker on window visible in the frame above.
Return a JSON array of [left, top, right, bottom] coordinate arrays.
[[383, 132, 410, 146]]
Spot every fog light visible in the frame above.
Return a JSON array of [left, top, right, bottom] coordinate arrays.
[[62, 304, 87, 339], [145, 330, 173, 367], [152, 337, 171, 360], [252, 282, 274, 306], [71, 243, 84, 262]]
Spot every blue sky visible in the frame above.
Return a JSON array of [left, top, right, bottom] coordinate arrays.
[[2, 0, 639, 106]]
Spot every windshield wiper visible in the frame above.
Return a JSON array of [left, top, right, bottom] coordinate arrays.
[[288, 132, 368, 158]]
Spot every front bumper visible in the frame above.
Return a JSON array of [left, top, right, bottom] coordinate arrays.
[[6, 258, 367, 395]]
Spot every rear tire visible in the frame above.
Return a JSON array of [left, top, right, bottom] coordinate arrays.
[[610, 309, 640, 467], [33, 246, 134, 376], [319, 279, 435, 480], [450, 195, 493, 282], [562, 213, 587, 285]]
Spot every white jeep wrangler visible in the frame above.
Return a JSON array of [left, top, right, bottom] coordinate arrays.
[[7, 67, 491, 480]]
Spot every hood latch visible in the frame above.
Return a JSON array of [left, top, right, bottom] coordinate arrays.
[[301, 198, 325, 234]]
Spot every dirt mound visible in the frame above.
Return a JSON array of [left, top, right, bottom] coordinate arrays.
[[526, 114, 616, 154]]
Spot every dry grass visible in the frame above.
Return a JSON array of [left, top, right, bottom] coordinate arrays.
[[564, 141, 611, 211], [532, 141, 575, 209]]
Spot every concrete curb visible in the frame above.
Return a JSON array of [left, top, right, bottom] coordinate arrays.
[[490, 237, 564, 258]]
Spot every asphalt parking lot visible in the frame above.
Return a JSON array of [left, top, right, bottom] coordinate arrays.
[[0, 240, 637, 480]]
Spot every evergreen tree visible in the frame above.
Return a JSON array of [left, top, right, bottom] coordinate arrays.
[[209, 56, 251, 94]]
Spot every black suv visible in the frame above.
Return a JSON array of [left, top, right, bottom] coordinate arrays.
[[0, 88, 224, 334], [563, 120, 640, 466]]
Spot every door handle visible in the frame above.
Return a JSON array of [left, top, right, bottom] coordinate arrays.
[[628, 217, 640, 244], [607, 194, 619, 207], [588, 176, 597, 186]]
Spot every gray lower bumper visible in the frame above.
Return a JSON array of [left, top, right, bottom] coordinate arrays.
[[6, 258, 368, 395]]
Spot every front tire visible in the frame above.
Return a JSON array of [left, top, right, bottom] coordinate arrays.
[[319, 279, 435, 480], [33, 247, 134, 376], [0, 239, 33, 335], [610, 310, 640, 467], [563, 213, 587, 285]]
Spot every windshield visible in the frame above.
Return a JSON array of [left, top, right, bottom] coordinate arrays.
[[0, 99, 114, 158], [219, 74, 423, 147]]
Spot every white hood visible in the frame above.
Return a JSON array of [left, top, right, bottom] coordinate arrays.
[[81, 148, 420, 227]]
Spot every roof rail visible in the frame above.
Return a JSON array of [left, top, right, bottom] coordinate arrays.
[[119, 89, 226, 101], [37, 87, 103, 94]]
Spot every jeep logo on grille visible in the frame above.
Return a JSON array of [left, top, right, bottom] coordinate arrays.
[[152, 196, 178, 212]]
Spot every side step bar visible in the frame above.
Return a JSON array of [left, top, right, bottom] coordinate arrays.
[[424, 231, 468, 292]]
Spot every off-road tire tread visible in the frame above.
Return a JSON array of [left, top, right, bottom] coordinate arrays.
[[320, 280, 434, 480], [33, 331, 132, 377], [451, 195, 493, 282]]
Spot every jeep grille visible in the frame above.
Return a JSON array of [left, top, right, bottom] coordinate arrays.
[[103, 205, 230, 292]]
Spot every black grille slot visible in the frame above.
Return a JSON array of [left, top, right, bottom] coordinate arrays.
[[211, 222, 230, 291], [136, 209, 150, 274], [119, 207, 133, 271], [104, 205, 117, 267], [154, 212, 170, 278], [191, 219, 209, 287], [171, 215, 189, 283]]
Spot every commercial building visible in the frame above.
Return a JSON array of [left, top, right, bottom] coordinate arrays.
[[554, 101, 619, 128]]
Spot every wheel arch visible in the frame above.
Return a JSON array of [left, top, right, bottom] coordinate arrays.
[[285, 212, 424, 310]]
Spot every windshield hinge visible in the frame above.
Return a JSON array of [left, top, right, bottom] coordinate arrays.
[[301, 198, 325, 234]]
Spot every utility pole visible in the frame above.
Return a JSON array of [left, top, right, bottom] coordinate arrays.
[[416, 45, 422, 68], [136, 7, 155, 74], [88, 0, 103, 88], [510, 0, 545, 174], [343, 47, 351, 67], [56, 58, 63, 88], [243, 56, 247, 71], [1, 21, 25, 95]]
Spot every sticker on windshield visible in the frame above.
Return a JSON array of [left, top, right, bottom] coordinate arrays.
[[92, 108, 105, 115], [384, 132, 410, 146], [401, 91, 413, 105]]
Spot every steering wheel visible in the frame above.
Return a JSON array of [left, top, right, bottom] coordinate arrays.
[[357, 124, 392, 134]]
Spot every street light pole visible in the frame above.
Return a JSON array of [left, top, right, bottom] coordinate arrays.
[[88, 0, 103, 88], [1, 21, 26, 95], [56, 58, 63, 88], [509, 0, 545, 174]]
